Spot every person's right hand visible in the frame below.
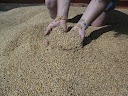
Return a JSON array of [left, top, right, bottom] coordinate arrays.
[[44, 17, 67, 36]]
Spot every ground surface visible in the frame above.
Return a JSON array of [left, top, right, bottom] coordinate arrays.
[[0, 6, 128, 96]]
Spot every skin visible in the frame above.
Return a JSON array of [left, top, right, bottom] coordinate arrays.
[[91, 11, 108, 27], [45, 0, 111, 42], [45, 0, 57, 19], [45, 0, 71, 35]]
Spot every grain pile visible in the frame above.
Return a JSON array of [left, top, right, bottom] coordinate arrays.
[[0, 6, 128, 96]]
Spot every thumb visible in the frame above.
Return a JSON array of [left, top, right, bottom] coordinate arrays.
[[78, 29, 85, 40], [60, 20, 67, 32], [44, 25, 52, 36]]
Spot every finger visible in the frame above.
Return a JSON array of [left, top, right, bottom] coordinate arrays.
[[60, 22, 67, 32], [78, 29, 85, 47], [70, 26, 76, 32], [78, 29, 85, 40], [44, 22, 59, 36], [44, 25, 53, 36], [71, 26, 79, 32]]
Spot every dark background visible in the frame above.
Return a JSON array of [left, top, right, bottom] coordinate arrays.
[[0, 0, 128, 6], [0, 0, 89, 3]]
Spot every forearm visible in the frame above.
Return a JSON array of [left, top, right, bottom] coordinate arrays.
[[57, 0, 71, 20], [80, 0, 110, 26]]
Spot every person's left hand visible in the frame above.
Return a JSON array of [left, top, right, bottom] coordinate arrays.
[[71, 22, 87, 41]]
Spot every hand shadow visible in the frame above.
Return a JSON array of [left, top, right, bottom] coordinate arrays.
[[68, 10, 128, 47]]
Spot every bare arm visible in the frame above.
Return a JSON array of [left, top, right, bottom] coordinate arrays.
[[80, 0, 110, 26], [45, 0, 111, 42], [57, 0, 71, 20], [73, 0, 111, 40], [44, 0, 71, 35]]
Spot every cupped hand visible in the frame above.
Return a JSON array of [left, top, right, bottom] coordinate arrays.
[[71, 22, 87, 41], [44, 17, 67, 36]]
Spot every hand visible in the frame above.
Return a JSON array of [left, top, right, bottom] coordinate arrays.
[[44, 16, 67, 36], [71, 21, 88, 41], [71, 20, 89, 47]]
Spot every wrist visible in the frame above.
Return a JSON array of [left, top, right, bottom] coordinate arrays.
[[78, 19, 89, 30], [55, 16, 67, 22], [79, 19, 89, 27]]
